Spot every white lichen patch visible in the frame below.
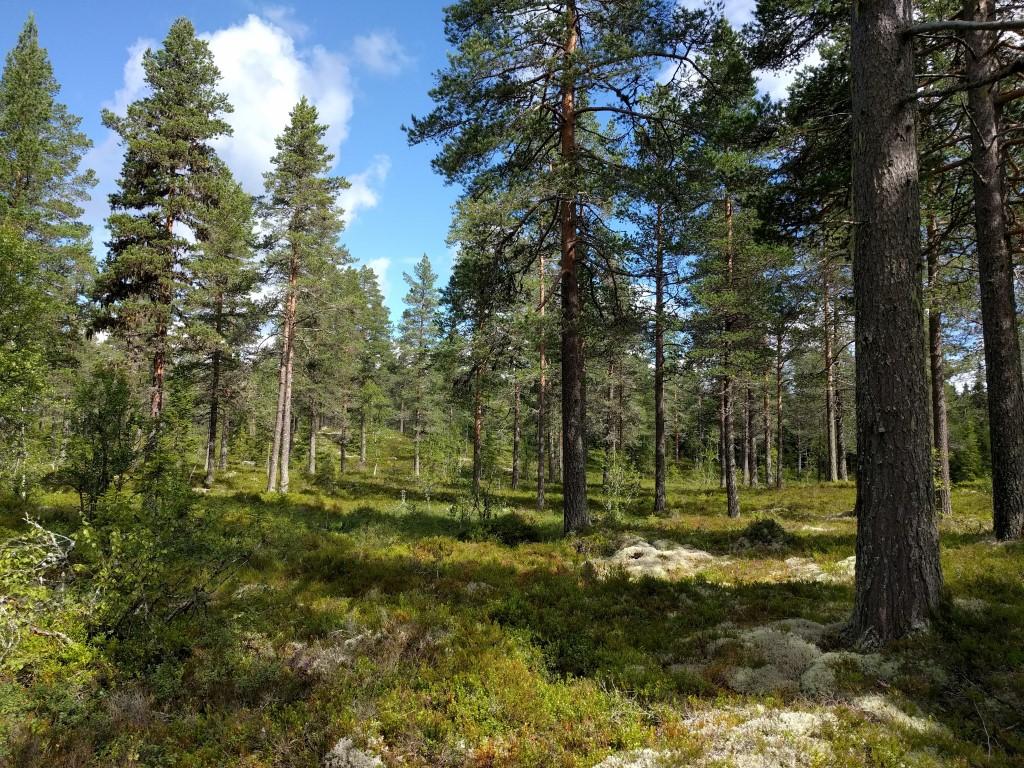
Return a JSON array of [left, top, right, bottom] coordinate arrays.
[[850, 694, 948, 736], [707, 620, 900, 697], [323, 737, 384, 768], [585, 540, 724, 581]]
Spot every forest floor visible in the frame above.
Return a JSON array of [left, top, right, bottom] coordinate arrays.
[[2, 436, 1023, 767]]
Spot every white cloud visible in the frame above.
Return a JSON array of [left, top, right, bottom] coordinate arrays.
[[755, 48, 823, 101], [339, 154, 391, 224], [352, 31, 412, 76], [204, 14, 354, 192], [365, 257, 391, 284], [104, 37, 154, 115]]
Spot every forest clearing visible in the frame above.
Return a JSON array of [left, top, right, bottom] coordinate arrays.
[[3, 0, 1024, 765], [4, 438, 1021, 767]]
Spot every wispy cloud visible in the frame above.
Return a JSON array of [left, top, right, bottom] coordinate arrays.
[[352, 31, 412, 76], [339, 154, 392, 225]]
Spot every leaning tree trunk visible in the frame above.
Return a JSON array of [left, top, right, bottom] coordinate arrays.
[[653, 204, 667, 515], [927, 216, 952, 516], [964, 0, 1024, 540], [847, 0, 942, 645], [558, 0, 588, 533]]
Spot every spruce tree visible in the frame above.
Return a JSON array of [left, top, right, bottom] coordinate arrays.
[[94, 18, 232, 421], [264, 98, 349, 493]]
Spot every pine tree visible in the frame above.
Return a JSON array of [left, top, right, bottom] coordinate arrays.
[[409, 0, 711, 533], [94, 18, 232, 422], [0, 15, 95, 492], [179, 172, 264, 487], [398, 255, 441, 478], [264, 98, 349, 493]]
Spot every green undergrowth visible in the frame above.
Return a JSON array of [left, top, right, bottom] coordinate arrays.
[[1, 447, 1021, 767]]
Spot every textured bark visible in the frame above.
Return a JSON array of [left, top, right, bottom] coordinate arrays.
[[654, 205, 667, 515], [964, 0, 1024, 540], [511, 380, 521, 489], [559, 0, 589, 533], [414, 407, 421, 477], [847, 0, 943, 645], [927, 217, 952, 516], [268, 251, 298, 493]]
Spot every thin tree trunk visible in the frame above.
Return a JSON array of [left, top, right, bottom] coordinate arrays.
[[847, 0, 942, 645], [743, 385, 753, 486], [473, 374, 483, 497], [604, 360, 615, 489], [280, 334, 295, 493], [965, 0, 1024, 540], [559, 0, 588, 533], [834, 303, 849, 481], [339, 405, 348, 475], [414, 408, 421, 477], [203, 348, 221, 489], [654, 204, 667, 514], [512, 379, 521, 489], [218, 412, 229, 470], [307, 412, 317, 476], [724, 377, 740, 518], [763, 373, 773, 487], [719, 374, 727, 489], [537, 249, 547, 511], [360, 411, 367, 466], [776, 332, 785, 489], [267, 329, 289, 492], [927, 216, 953, 516], [823, 266, 839, 482]]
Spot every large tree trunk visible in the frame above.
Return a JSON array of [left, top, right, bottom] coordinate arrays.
[[268, 254, 298, 493], [203, 348, 221, 489], [847, 0, 942, 645], [558, 0, 588, 533], [964, 0, 1024, 540], [654, 204, 667, 515], [823, 267, 839, 482], [511, 379, 521, 489], [537, 249, 547, 511], [927, 216, 952, 516], [723, 378, 740, 518]]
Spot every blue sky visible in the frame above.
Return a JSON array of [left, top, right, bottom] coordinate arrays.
[[0, 0, 461, 323], [0, 0, 802, 322]]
